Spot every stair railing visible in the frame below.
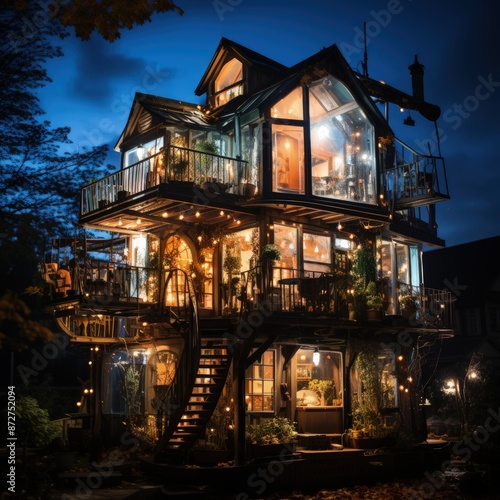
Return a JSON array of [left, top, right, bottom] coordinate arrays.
[[153, 268, 200, 454]]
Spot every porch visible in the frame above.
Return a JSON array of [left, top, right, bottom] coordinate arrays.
[[44, 258, 454, 342]]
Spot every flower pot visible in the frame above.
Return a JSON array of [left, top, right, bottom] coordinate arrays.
[[117, 190, 129, 201], [240, 183, 257, 196], [366, 308, 381, 321]]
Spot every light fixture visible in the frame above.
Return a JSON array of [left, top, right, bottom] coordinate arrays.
[[337, 222, 343, 231], [162, 211, 168, 218], [136, 218, 141, 225], [118, 218, 122, 226], [403, 113, 415, 126], [313, 348, 320, 366]]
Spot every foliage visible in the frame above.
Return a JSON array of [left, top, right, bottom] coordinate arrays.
[[400, 294, 418, 312], [246, 417, 297, 445], [171, 159, 188, 173], [350, 340, 397, 437], [308, 379, 334, 404], [0, 291, 55, 350], [192, 223, 227, 251], [350, 246, 377, 315], [259, 244, 281, 263], [223, 249, 242, 276], [5, 0, 184, 42], [1, 5, 113, 293], [14, 396, 60, 448], [195, 140, 219, 155], [365, 281, 384, 310], [351, 245, 377, 290], [188, 261, 207, 305]]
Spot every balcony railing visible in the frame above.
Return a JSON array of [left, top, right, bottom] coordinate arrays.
[[382, 138, 449, 210], [81, 146, 251, 215], [238, 266, 453, 328]]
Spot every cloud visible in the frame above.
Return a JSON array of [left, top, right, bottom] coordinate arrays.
[[69, 37, 151, 104]]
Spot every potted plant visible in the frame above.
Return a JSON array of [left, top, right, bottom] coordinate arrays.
[[350, 245, 376, 319], [399, 294, 418, 319], [259, 244, 281, 294], [365, 281, 384, 320], [196, 140, 222, 188], [308, 379, 334, 406], [170, 159, 188, 179], [246, 417, 297, 459], [259, 244, 281, 265]]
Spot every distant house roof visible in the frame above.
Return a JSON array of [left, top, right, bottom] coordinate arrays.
[[423, 235, 500, 306]]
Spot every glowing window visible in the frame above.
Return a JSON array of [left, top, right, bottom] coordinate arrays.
[[215, 58, 243, 92], [309, 76, 376, 204], [270, 87, 303, 120], [215, 58, 243, 106]]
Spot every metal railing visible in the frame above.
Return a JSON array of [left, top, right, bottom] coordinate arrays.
[[239, 265, 344, 316], [81, 146, 252, 215], [382, 138, 449, 208]]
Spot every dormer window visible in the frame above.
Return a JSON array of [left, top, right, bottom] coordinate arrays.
[[215, 58, 243, 107]]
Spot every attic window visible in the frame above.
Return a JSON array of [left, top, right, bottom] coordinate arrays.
[[215, 58, 243, 107]]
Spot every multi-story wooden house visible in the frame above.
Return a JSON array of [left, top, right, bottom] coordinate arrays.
[[43, 38, 454, 472]]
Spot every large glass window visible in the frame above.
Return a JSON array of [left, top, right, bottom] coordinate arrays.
[[222, 228, 259, 311], [125, 137, 164, 168], [303, 232, 331, 274], [163, 235, 193, 307], [245, 350, 275, 412], [271, 86, 303, 120], [272, 124, 304, 194], [274, 224, 298, 271], [309, 76, 376, 204]]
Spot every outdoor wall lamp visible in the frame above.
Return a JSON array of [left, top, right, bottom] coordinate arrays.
[[313, 348, 320, 366]]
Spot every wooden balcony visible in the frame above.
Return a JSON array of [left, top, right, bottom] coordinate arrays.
[[80, 146, 252, 216]]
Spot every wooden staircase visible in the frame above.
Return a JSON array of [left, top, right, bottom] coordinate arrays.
[[154, 338, 232, 464], [153, 269, 232, 463]]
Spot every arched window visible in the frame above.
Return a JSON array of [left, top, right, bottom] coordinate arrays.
[[215, 58, 243, 107], [163, 235, 213, 309]]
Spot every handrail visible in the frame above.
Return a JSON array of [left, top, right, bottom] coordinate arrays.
[[381, 137, 449, 208], [154, 268, 200, 453], [80, 146, 251, 215]]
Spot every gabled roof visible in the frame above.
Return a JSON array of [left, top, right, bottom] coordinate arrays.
[[194, 37, 287, 96], [214, 43, 393, 136], [114, 93, 212, 151]]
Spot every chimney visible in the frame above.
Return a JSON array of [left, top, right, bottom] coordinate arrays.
[[408, 55, 425, 101]]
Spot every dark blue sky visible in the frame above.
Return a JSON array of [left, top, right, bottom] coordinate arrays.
[[39, 0, 499, 248]]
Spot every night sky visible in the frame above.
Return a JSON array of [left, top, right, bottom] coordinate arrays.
[[38, 0, 499, 248]]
